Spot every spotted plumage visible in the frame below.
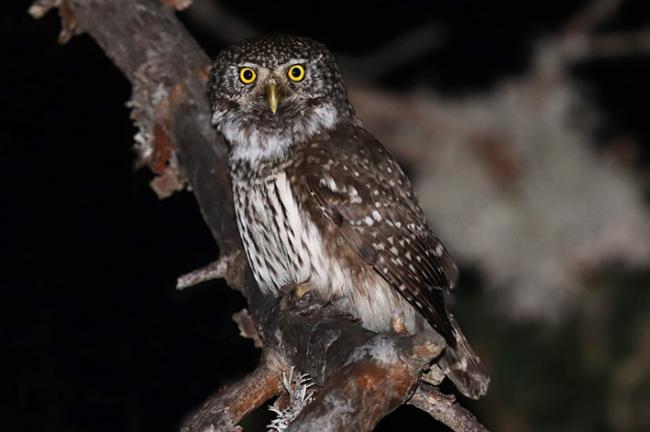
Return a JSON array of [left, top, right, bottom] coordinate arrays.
[[209, 34, 489, 399]]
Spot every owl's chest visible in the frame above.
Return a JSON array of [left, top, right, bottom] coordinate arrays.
[[232, 171, 335, 295]]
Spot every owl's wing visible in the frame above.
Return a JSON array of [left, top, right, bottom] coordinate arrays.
[[295, 124, 458, 343]]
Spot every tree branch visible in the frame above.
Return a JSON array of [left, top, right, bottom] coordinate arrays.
[[409, 384, 489, 432], [287, 333, 443, 431], [181, 352, 287, 432], [177, 251, 244, 290]]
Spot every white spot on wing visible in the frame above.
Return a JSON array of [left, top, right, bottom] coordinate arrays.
[[320, 176, 337, 191], [348, 186, 362, 204]]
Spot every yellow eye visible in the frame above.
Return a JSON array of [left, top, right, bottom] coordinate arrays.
[[239, 67, 256, 84], [287, 64, 305, 82]]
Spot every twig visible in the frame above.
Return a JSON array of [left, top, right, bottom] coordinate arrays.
[[183, 0, 256, 43], [534, 0, 627, 76], [232, 308, 262, 348], [28, 0, 59, 19], [563, 0, 625, 35], [184, 1, 444, 81], [177, 251, 243, 290], [338, 22, 446, 80], [409, 383, 489, 432], [29, 0, 76, 43]]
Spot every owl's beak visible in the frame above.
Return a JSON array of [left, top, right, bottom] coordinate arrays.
[[266, 81, 280, 114]]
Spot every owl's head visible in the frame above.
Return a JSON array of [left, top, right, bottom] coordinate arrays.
[[209, 34, 355, 163]]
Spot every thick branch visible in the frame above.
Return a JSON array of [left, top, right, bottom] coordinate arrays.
[[287, 335, 442, 431]]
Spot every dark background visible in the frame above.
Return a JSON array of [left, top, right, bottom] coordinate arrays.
[[3, 0, 650, 431]]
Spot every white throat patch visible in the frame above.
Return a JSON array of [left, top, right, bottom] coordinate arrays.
[[212, 103, 339, 164]]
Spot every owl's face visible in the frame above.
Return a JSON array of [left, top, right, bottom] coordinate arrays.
[[209, 35, 354, 164]]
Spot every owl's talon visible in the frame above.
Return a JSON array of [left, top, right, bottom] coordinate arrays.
[[295, 281, 311, 299], [280, 282, 324, 315], [391, 316, 408, 334]]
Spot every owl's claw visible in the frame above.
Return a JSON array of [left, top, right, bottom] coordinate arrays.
[[295, 281, 311, 299], [280, 281, 324, 315], [391, 316, 408, 334]]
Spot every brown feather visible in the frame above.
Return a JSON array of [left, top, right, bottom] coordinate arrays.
[[289, 123, 459, 345]]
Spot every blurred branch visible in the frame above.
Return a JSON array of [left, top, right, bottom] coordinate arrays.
[[337, 22, 446, 81], [563, 0, 624, 35], [347, 0, 650, 321], [533, 0, 627, 77], [585, 29, 650, 58], [608, 317, 650, 430], [183, 0, 256, 43], [184, 0, 445, 81], [31, 0, 488, 430]]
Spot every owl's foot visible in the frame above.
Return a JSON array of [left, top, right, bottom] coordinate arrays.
[[280, 281, 323, 315], [391, 316, 408, 334], [295, 281, 311, 299]]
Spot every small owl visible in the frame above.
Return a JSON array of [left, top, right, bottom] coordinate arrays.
[[209, 34, 488, 399]]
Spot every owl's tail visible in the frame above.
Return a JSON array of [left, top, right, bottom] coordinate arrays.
[[437, 316, 490, 399]]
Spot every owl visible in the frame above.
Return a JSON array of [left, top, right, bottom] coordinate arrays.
[[208, 34, 488, 399]]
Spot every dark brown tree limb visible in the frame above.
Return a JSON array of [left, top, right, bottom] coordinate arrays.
[[31, 1, 489, 431]]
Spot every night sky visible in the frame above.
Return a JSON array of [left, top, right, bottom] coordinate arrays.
[[3, 0, 649, 431]]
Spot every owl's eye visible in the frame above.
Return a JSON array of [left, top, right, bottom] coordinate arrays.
[[287, 64, 305, 82], [239, 67, 257, 84]]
